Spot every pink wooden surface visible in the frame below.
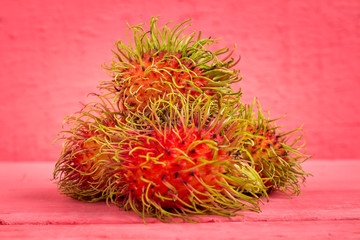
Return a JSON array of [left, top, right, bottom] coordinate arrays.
[[1, 0, 360, 162], [1, 160, 359, 239]]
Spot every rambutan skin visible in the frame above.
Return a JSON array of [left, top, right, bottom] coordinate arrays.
[[101, 17, 242, 114], [110, 52, 216, 112], [100, 95, 266, 221], [233, 101, 311, 194], [114, 126, 229, 209], [54, 138, 111, 201], [53, 95, 121, 202]]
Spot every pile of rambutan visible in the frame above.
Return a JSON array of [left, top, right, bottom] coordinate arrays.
[[54, 17, 310, 222]]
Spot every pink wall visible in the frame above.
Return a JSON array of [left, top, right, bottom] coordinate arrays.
[[0, 0, 359, 161]]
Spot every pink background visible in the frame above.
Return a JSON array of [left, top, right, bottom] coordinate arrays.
[[0, 0, 359, 162]]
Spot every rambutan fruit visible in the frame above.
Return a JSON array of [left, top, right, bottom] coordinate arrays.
[[101, 17, 242, 113], [53, 16, 311, 223], [234, 101, 311, 195], [53, 95, 122, 202], [102, 94, 266, 222]]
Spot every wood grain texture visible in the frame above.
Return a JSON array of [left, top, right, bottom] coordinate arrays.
[[0, 160, 359, 239], [1, 221, 360, 240]]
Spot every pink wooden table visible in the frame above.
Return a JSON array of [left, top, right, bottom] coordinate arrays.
[[1, 160, 359, 239]]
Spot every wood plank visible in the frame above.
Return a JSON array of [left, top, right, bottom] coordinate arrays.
[[0, 161, 359, 225], [1, 221, 360, 240]]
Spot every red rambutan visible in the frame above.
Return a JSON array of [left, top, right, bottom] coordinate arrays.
[[235, 100, 311, 194], [101, 17, 241, 113], [102, 95, 266, 222], [54, 95, 122, 201]]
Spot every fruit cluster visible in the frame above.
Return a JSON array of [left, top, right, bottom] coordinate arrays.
[[53, 17, 310, 222]]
